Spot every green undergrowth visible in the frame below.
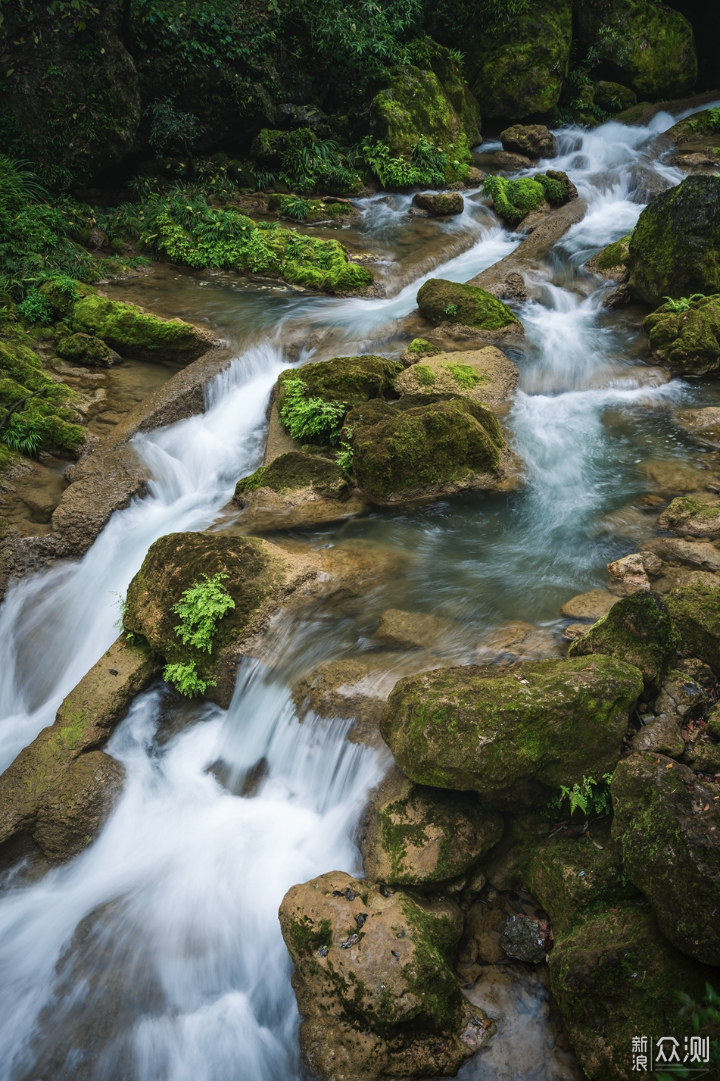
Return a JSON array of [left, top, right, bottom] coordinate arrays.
[[163, 572, 236, 696], [279, 377, 347, 444], [544, 773, 614, 820]]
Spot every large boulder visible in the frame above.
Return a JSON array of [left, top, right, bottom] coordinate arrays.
[[568, 592, 680, 696], [55, 333, 120, 368], [123, 532, 323, 706], [665, 580, 720, 670], [467, 0, 572, 119], [0, 638, 157, 865], [575, 0, 697, 100], [346, 394, 514, 504], [360, 766, 503, 888], [612, 753, 720, 964], [628, 176, 720, 307], [379, 656, 643, 810], [500, 125, 557, 160], [0, 0, 140, 184], [393, 346, 518, 407], [412, 192, 464, 216], [656, 496, 720, 538], [41, 281, 216, 364], [416, 279, 521, 335], [643, 294, 720, 377], [370, 64, 475, 184], [278, 871, 491, 1081], [549, 906, 712, 1081]]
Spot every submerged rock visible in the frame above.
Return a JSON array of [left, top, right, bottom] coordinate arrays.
[[656, 496, 720, 538], [612, 753, 720, 964], [468, 0, 572, 118], [55, 333, 120, 368], [380, 657, 643, 811], [373, 608, 470, 653], [360, 766, 503, 888], [499, 125, 557, 160], [665, 579, 720, 670], [559, 589, 618, 621], [575, 0, 697, 100], [279, 870, 489, 1081], [673, 405, 720, 448], [475, 621, 560, 664], [393, 346, 518, 407], [643, 294, 720, 376], [416, 278, 522, 337], [0, 638, 157, 865], [628, 176, 720, 307], [568, 591, 680, 696], [500, 914, 551, 963], [346, 394, 518, 504], [549, 906, 711, 1081], [412, 192, 464, 216]]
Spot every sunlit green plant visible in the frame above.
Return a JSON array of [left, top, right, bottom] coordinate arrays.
[[279, 377, 347, 444], [662, 293, 706, 313], [162, 571, 235, 697]]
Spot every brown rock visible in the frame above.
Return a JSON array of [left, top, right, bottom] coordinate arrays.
[[493, 151, 533, 171], [394, 346, 518, 409], [607, 553, 651, 595], [673, 405, 720, 448], [373, 608, 471, 653], [559, 589, 618, 621], [500, 124, 558, 160], [475, 620, 560, 664], [656, 496, 720, 538], [644, 537, 720, 572], [412, 191, 464, 216], [630, 714, 684, 757]]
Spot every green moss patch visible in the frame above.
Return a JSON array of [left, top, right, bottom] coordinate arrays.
[[643, 293, 720, 376], [416, 279, 519, 331], [595, 235, 632, 272], [483, 173, 571, 226], [665, 580, 720, 670], [235, 452, 349, 501]]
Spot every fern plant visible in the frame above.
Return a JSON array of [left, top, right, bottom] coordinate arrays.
[[546, 773, 614, 819], [662, 294, 705, 313], [162, 572, 235, 697], [279, 377, 347, 444]]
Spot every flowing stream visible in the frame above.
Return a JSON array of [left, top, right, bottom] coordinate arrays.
[[1, 109, 720, 1081]]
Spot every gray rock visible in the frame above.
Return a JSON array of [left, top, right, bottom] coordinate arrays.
[[500, 914, 550, 963]]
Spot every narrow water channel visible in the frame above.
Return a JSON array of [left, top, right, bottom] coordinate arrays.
[[0, 108, 719, 1081]]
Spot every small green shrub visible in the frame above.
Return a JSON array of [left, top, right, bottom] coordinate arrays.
[[279, 377, 347, 444], [662, 293, 705, 313], [162, 661, 215, 697], [0, 415, 43, 455], [358, 135, 447, 189], [278, 195, 312, 221], [17, 288, 54, 325], [442, 302, 458, 317], [545, 773, 614, 819], [709, 107, 720, 133], [171, 571, 236, 653], [335, 432, 354, 472]]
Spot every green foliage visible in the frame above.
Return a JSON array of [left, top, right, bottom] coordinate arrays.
[[162, 661, 216, 697], [16, 288, 54, 325], [441, 361, 485, 388], [443, 302, 458, 317], [426, 0, 528, 40], [0, 414, 43, 455], [656, 983, 720, 1079], [483, 173, 567, 225], [279, 377, 347, 444], [278, 195, 311, 221], [147, 99, 203, 159], [358, 135, 447, 189], [662, 293, 706, 313], [545, 774, 614, 819], [0, 157, 46, 211], [335, 427, 354, 471], [709, 108, 720, 134], [278, 130, 361, 194], [171, 571, 236, 653]]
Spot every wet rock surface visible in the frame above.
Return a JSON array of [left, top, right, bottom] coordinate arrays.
[[394, 346, 518, 407], [412, 192, 464, 216], [500, 125, 558, 160], [612, 753, 720, 964]]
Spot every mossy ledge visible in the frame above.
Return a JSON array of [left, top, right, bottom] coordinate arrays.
[[416, 278, 521, 334]]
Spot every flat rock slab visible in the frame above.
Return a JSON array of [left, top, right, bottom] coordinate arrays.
[[560, 589, 618, 621], [673, 406, 720, 448], [394, 347, 518, 408], [234, 486, 367, 533]]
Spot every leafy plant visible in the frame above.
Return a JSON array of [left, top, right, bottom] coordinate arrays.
[[171, 571, 235, 653], [17, 287, 54, 324], [443, 302, 458, 317], [0, 414, 43, 455], [546, 773, 614, 819], [336, 428, 354, 472], [358, 135, 447, 189], [279, 195, 312, 221], [162, 661, 215, 697], [279, 377, 347, 444], [662, 293, 706, 313], [709, 107, 720, 133], [0, 156, 46, 211]]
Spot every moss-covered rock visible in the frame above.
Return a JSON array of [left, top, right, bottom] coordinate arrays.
[[643, 294, 720, 376], [528, 819, 639, 935], [347, 394, 507, 503], [586, 234, 632, 278], [594, 81, 637, 113], [568, 592, 680, 696], [500, 125, 557, 160], [279, 870, 488, 1081], [656, 496, 720, 537], [549, 905, 712, 1081], [234, 452, 348, 502], [479, 811, 551, 891], [40, 280, 216, 364], [412, 191, 464, 216], [123, 532, 321, 705], [360, 766, 503, 888], [416, 278, 520, 332], [483, 172, 573, 226], [612, 753, 720, 964], [55, 333, 119, 368], [0, 637, 157, 864], [379, 656, 643, 811], [277, 355, 401, 418], [370, 62, 475, 184], [394, 347, 518, 406], [575, 0, 697, 100], [628, 176, 720, 306], [400, 338, 441, 366], [468, 0, 572, 119], [665, 580, 720, 671]]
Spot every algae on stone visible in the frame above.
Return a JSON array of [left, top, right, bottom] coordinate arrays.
[[55, 333, 119, 368], [665, 580, 720, 671], [416, 278, 520, 331], [568, 591, 680, 696], [277, 355, 401, 419], [235, 452, 349, 502], [612, 752, 720, 965], [628, 176, 720, 306], [549, 905, 712, 1081], [656, 496, 720, 537], [347, 394, 505, 502], [380, 656, 643, 810], [643, 294, 720, 376]]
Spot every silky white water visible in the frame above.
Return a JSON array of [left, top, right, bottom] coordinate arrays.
[[0, 108, 716, 1080]]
